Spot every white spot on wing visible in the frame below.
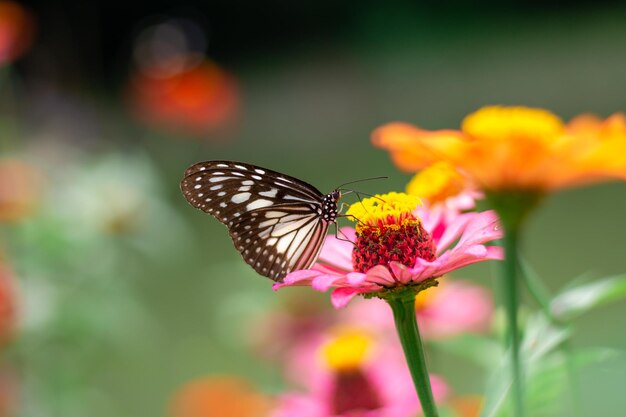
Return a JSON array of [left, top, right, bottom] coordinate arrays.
[[255, 168, 266, 174], [242, 180, 254, 186], [210, 184, 223, 190], [246, 199, 273, 210], [252, 175, 262, 180], [194, 184, 201, 189], [238, 186, 251, 192], [260, 188, 278, 198], [231, 193, 251, 203], [275, 235, 292, 254], [234, 164, 247, 170], [283, 194, 310, 202], [209, 176, 231, 183]]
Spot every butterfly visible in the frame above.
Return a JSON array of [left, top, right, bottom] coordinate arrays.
[[180, 161, 342, 282]]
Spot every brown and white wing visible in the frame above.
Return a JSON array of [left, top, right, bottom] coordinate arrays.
[[228, 203, 330, 281]]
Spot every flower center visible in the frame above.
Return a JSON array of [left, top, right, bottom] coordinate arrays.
[[462, 105, 564, 145], [320, 328, 382, 415], [330, 369, 382, 415], [406, 161, 467, 205], [346, 192, 436, 273]]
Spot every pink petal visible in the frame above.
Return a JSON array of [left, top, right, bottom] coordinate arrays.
[[457, 210, 502, 247], [388, 262, 418, 284], [433, 212, 475, 254], [284, 269, 323, 283], [363, 264, 397, 286], [311, 273, 345, 291], [318, 227, 355, 271], [434, 245, 498, 276], [346, 272, 368, 286], [330, 287, 364, 308]]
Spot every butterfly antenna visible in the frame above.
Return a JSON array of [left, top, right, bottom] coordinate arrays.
[[335, 176, 387, 190]]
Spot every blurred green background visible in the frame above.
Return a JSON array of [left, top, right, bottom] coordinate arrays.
[[0, 1, 625, 416]]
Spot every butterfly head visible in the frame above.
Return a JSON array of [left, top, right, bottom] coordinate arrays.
[[321, 190, 341, 223]]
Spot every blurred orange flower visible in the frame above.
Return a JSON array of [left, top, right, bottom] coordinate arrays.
[[451, 395, 483, 417], [0, 159, 41, 223], [0, 1, 34, 65], [169, 376, 273, 417], [128, 60, 239, 136], [0, 261, 16, 346], [373, 106, 626, 192]]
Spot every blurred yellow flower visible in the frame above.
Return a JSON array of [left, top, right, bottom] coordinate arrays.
[[373, 106, 626, 192], [406, 162, 467, 205], [169, 376, 273, 417], [321, 327, 373, 371]]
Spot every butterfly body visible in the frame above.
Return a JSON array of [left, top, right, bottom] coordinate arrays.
[[181, 161, 340, 282]]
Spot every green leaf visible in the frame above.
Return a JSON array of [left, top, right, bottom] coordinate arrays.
[[479, 314, 569, 417], [551, 274, 626, 321]]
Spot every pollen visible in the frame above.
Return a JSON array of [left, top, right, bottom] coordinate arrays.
[[406, 161, 467, 205], [462, 105, 564, 145], [346, 192, 421, 228]]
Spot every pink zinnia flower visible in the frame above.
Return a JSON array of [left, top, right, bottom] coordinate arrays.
[[275, 192, 503, 308], [270, 326, 448, 417]]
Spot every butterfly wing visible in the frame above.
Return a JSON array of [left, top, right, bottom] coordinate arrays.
[[229, 203, 330, 280], [180, 161, 332, 281]]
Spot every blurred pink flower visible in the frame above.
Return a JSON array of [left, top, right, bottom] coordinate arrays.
[[344, 279, 494, 340], [275, 193, 502, 308], [271, 326, 448, 417]]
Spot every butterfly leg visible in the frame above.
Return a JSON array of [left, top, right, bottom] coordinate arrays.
[[332, 222, 355, 245]]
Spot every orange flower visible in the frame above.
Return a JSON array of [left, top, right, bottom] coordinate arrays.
[[373, 106, 626, 192], [169, 376, 273, 417], [0, 1, 35, 65], [127, 59, 239, 136], [0, 159, 41, 223]]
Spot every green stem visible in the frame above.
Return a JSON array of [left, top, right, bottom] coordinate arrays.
[[487, 191, 541, 417], [385, 288, 439, 417], [501, 226, 524, 417]]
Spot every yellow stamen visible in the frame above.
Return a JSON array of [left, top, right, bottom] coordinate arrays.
[[406, 162, 467, 205], [346, 192, 421, 227], [462, 106, 564, 144], [321, 327, 373, 371]]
